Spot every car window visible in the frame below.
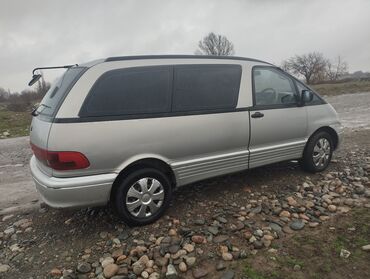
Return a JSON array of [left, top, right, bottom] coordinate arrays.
[[38, 67, 85, 117], [80, 66, 172, 117], [295, 81, 324, 105], [253, 67, 297, 106], [172, 64, 241, 112]]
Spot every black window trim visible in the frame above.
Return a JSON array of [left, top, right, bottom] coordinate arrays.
[[79, 65, 173, 117], [251, 65, 302, 111], [78, 63, 242, 118]]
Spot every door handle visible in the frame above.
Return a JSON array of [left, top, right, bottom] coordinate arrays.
[[251, 112, 264, 118]]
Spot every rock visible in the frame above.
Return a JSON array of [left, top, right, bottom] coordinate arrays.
[[328, 205, 337, 212], [9, 244, 21, 252], [155, 257, 168, 267], [340, 249, 351, 259], [168, 245, 180, 254], [183, 243, 194, 253], [99, 231, 108, 238], [287, 196, 298, 207], [253, 241, 263, 249], [168, 229, 177, 236], [0, 264, 10, 273], [361, 244, 370, 251], [293, 264, 301, 271], [141, 271, 149, 279], [208, 226, 219, 235], [179, 262, 187, 272], [50, 268, 62, 276], [213, 235, 229, 243], [185, 256, 196, 267], [2, 131, 10, 137], [279, 210, 291, 218], [254, 229, 263, 237], [132, 261, 146, 275], [193, 267, 208, 278], [192, 235, 205, 244], [101, 257, 115, 268], [289, 220, 305, 230], [77, 262, 91, 273], [222, 252, 233, 261], [216, 261, 226, 271], [104, 264, 119, 278], [4, 227, 15, 235], [194, 218, 206, 225], [149, 272, 161, 279], [2, 215, 14, 222], [269, 223, 282, 233], [221, 270, 235, 279], [165, 264, 177, 279], [354, 184, 365, 195], [172, 249, 186, 260], [309, 222, 320, 228]]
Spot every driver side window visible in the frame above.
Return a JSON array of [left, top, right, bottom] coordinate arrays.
[[253, 67, 297, 107]]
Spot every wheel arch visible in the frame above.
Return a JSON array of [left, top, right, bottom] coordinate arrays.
[[307, 126, 339, 150], [110, 158, 176, 203]]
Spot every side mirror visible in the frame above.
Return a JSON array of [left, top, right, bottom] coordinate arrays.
[[301, 90, 313, 105], [28, 74, 42, 86]]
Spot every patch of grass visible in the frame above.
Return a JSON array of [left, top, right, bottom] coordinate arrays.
[[312, 80, 370, 96], [243, 266, 271, 279], [0, 104, 32, 138]]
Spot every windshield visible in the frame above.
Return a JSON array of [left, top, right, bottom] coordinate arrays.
[[36, 67, 85, 118]]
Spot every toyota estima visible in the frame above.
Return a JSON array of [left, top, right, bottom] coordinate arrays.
[[29, 55, 343, 225]]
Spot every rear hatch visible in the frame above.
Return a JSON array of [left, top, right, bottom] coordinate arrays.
[[30, 67, 86, 176]]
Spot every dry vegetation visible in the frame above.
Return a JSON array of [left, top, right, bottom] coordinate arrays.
[[312, 80, 370, 96]]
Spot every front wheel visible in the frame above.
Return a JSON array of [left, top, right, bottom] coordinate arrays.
[[114, 168, 172, 226], [301, 131, 333, 173]]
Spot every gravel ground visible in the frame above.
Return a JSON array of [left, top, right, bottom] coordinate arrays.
[[0, 129, 369, 279]]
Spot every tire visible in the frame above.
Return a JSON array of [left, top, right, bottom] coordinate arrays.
[[114, 168, 172, 226], [301, 131, 334, 173]]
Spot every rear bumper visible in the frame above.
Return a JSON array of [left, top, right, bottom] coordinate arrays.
[[30, 156, 116, 208]]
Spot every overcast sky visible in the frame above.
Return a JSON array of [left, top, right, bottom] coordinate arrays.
[[1, 0, 369, 92]]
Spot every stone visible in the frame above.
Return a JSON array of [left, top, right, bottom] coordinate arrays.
[[132, 261, 146, 275], [104, 264, 119, 278], [50, 268, 62, 276], [2, 215, 14, 222], [293, 264, 301, 271], [194, 218, 206, 225], [221, 270, 235, 279], [168, 229, 177, 236], [193, 267, 208, 278], [216, 261, 226, 271], [0, 264, 10, 273], [309, 222, 320, 228], [165, 264, 177, 279], [141, 271, 149, 279], [253, 241, 263, 249], [361, 244, 370, 251], [77, 262, 91, 274], [155, 257, 168, 267], [4, 227, 15, 235], [183, 243, 194, 253], [184, 256, 195, 267], [179, 262, 187, 272], [222, 252, 233, 261], [289, 220, 305, 230], [213, 235, 229, 243], [208, 226, 219, 235], [279, 210, 291, 218], [287, 196, 298, 207], [340, 249, 351, 259], [102, 257, 115, 268], [192, 235, 205, 244], [149, 272, 160, 279], [328, 205, 337, 212]]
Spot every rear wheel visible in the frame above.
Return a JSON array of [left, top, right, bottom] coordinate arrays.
[[301, 131, 333, 173], [114, 168, 172, 226]]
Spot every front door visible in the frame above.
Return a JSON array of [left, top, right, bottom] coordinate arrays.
[[249, 66, 307, 168]]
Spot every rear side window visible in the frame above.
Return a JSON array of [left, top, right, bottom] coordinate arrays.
[[80, 66, 172, 117], [38, 67, 85, 117], [172, 64, 241, 112]]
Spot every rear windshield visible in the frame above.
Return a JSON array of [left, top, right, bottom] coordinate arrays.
[[37, 67, 85, 118]]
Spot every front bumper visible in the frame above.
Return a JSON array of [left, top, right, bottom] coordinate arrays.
[[329, 122, 344, 149], [30, 156, 116, 208]]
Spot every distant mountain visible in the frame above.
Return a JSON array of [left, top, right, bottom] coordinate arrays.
[[340, 71, 370, 80]]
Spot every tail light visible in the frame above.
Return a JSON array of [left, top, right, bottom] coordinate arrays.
[[31, 143, 90, 170]]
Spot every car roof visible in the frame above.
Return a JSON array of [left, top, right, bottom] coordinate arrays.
[[104, 54, 271, 64]]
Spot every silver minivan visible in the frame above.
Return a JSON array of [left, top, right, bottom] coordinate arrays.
[[29, 55, 343, 225]]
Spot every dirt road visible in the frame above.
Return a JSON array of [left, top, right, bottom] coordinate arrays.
[[0, 92, 369, 214]]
